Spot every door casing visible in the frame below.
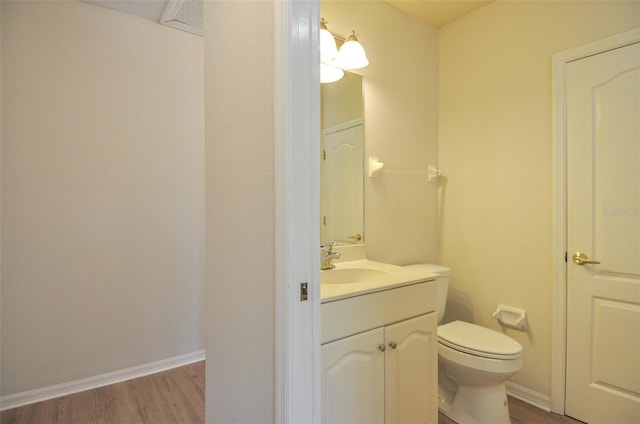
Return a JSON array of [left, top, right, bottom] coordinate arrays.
[[274, 0, 321, 422]]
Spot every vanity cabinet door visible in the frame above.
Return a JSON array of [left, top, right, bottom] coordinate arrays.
[[321, 327, 385, 424], [385, 313, 438, 424]]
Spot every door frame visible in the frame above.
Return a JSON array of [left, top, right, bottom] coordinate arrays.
[[550, 27, 640, 414], [274, 0, 321, 422]]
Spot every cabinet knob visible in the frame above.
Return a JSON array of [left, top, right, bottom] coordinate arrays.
[[378, 344, 386, 352], [389, 342, 397, 349]]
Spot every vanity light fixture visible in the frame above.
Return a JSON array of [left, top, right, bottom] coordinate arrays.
[[337, 31, 369, 70], [320, 18, 368, 83], [320, 18, 343, 83]]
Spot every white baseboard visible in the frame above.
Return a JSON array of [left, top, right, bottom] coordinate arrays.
[[0, 349, 205, 411], [506, 381, 551, 412]]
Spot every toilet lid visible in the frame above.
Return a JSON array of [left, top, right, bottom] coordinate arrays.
[[438, 321, 522, 360]]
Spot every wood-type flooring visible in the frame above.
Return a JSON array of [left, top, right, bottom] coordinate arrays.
[[1, 362, 205, 424], [2, 361, 584, 423]]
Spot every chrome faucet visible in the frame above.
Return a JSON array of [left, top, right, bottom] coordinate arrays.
[[320, 242, 341, 270]]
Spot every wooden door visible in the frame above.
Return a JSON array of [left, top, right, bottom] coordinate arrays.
[[565, 41, 640, 423]]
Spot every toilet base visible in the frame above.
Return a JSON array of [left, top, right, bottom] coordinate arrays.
[[439, 382, 512, 424]]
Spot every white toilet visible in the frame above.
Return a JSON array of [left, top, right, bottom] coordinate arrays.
[[405, 264, 523, 424]]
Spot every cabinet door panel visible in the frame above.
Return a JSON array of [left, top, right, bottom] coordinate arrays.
[[385, 313, 438, 424], [321, 328, 385, 423]]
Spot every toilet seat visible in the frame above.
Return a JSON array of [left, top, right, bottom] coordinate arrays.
[[438, 320, 522, 360]]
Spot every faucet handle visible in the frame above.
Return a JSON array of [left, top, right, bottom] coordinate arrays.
[[320, 242, 336, 252]]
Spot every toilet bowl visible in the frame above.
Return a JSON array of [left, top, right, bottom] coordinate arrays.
[[438, 320, 522, 424], [405, 264, 523, 424]]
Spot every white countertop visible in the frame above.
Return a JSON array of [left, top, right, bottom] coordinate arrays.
[[320, 259, 438, 303]]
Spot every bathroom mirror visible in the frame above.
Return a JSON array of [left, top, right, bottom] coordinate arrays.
[[320, 71, 365, 245]]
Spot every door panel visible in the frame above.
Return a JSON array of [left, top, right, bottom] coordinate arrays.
[[594, 64, 640, 274], [321, 328, 385, 424], [385, 314, 438, 424], [591, 295, 640, 396], [566, 41, 640, 423]]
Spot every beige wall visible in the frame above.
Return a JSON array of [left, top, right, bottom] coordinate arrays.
[[439, 1, 639, 396], [203, 1, 275, 421], [322, 1, 440, 265], [1, 1, 204, 396]]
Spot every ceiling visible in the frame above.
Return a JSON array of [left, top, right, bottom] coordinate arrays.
[[83, 0, 168, 22], [82, 0, 203, 34], [84, 0, 491, 32], [385, 0, 492, 27]]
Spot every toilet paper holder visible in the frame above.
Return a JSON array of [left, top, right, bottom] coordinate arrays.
[[492, 304, 528, 331]]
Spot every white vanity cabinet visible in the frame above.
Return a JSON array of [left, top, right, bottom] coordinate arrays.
[[321, 281, 438, 424], [321, 327, 385, 423]]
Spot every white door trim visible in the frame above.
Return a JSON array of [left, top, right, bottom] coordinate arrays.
[[550, 27, 640, 414], [274, 0, 321, 422]]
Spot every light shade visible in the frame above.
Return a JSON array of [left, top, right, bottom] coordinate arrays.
[[337, 31, 369, 70], [320, 18, 338, 63], [320, 63, 344, 84], [320, 29, 338, 63]]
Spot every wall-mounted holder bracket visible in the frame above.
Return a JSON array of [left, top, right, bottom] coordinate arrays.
[[492, 304, 528, 331], [427, 165, 441, 182], [368, 157, 384, 178]]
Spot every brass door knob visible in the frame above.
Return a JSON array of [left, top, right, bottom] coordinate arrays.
[[572, 252, 601, 265]]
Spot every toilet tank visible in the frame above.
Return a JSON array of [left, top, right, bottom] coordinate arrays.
[[405, 264, 451, 323]]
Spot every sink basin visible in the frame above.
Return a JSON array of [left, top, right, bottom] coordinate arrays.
[[320, 258, 438, 303], [321, 268, 390, 285]]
